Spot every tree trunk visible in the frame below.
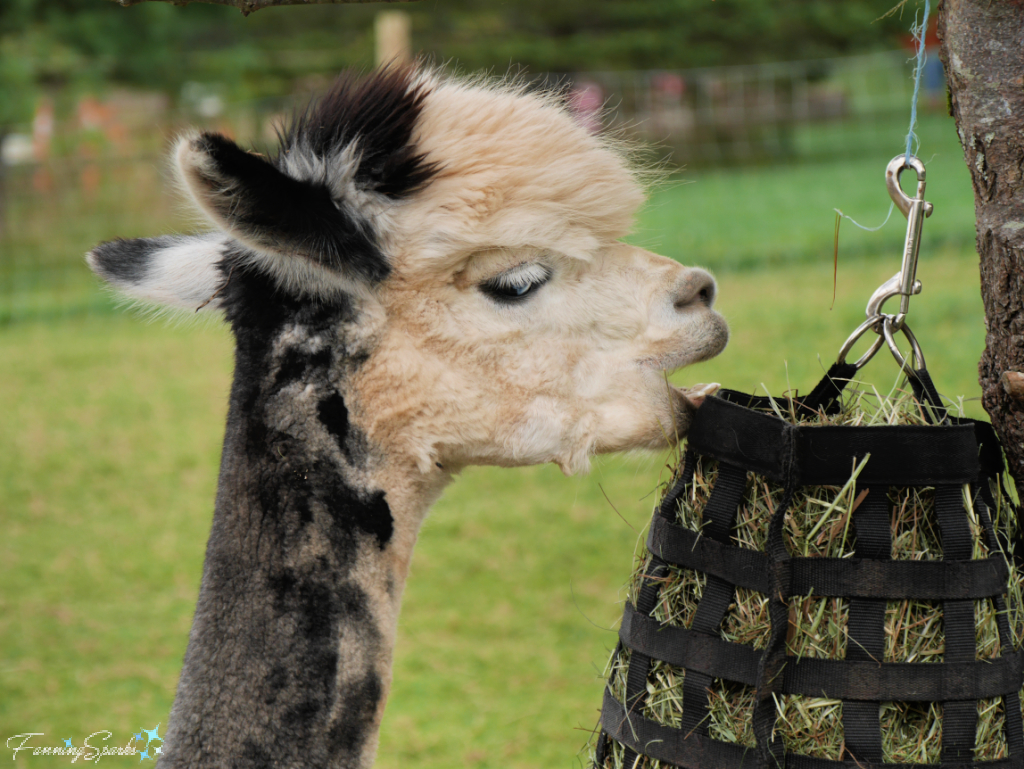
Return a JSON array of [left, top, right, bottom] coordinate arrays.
[[938, 0, 1024, 489]]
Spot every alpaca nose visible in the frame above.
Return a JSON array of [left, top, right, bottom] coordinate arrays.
[[672, 268, 717, 311]]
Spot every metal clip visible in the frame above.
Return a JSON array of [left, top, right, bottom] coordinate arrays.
[[866, 272, 917, 320], [835, 155, 933, 376], [885, 155, 933, 329]]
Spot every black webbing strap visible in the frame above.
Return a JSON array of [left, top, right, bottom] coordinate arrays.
[[679, 462, 750, 741], [593, 714, 611, 767], [660, 450, 698, 522], [973, 483, 1024, 758], [619, 603, 762, 686], [648, 516, 769, 593], [785, 749, 1024, 769], [687, 398, 981, 486], [647, 515, 1009, 601], [619, 604, 1024, 701], [968, 417, 1023, 584], [910, 368, 950, 425], [935, 484, 978, 762], [967, 419, 1005, 479], [797, 361, 859, 415], [612, 450, 699, 769], [605, 688, 1024, 769], [753, 484, 796, 769], [844, 484, 890, 763], [779, 645, 1024, 702], [789, 556, 1008, 601], [619, 557, 670, 769], [603, 688, 759, 769], [718, 363, 857, 419]]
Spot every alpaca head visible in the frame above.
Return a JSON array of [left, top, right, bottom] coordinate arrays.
[[88, 66, 728, 479]]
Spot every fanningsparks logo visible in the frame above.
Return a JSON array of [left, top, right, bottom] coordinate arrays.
[[6, 726, 162, 762]]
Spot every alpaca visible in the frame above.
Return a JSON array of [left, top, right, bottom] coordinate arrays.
[[87, 66, 728, 769]]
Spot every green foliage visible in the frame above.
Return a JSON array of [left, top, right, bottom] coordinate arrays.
[[0, 0, 923, 127], [0, 0, 213, 125], [413, 0, 913, 72], [0, 34, 35, 127]]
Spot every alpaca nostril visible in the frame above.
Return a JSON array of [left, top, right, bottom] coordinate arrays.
[[673, 269, 717, 311]]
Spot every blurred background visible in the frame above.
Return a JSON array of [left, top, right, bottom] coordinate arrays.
[[2, 2, 987, 768], [0, 0, 967, 324]]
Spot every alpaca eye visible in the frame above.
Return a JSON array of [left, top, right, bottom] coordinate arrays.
[[480, 264, 551, 304]]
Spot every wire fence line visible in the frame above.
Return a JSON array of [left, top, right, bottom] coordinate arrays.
[[2, 50, 946, 326], [560, 50, 942, 164]]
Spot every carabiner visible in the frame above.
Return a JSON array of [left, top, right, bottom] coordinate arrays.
[[865, 272, 921, 321], [885, 155, 934, 329], [837, 317, 886, 370], [882, 316, 926, 374], [833, 155, 933, 375]]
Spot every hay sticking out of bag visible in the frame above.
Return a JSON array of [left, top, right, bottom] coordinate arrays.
[[596, 381, 1024, 769]]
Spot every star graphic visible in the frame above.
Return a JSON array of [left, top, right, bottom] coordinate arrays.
[[63, 738, 73, 748], [134, 732, 143, 743], [138, 749, 150, 762], [154, 746, 162, 755], [144, 725, 161, 745]]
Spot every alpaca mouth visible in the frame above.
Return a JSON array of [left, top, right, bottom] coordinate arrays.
[[677, 382, 720, 410], [640, 312, 731, 375], [657, 382, 719, 443]]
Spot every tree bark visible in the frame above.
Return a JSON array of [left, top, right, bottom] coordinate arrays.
[[938, 0, 1024, 488], [108, 0, 411, 13]]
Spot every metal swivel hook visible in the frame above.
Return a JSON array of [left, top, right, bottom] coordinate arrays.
[[884, 154, 933, 330], [836, 155, 933, 375]]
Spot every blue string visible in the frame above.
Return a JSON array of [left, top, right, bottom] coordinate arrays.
[[835, 203, 895, 232], [840, 0, 930, 233], [905, 0, 931, 163]]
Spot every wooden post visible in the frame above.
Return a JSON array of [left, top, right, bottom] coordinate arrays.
[[375, 10, 412, 67]]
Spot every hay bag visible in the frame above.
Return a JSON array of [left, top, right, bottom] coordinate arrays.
[[592, 363, 1024, 769]]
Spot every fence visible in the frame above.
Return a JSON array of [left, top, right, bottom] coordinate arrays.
[[559, 50, 942, 165], [1, 50, 946, 326]]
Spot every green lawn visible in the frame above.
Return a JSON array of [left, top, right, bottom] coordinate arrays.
[[630, 115, 976, 271], [0, 124, 988, 768]]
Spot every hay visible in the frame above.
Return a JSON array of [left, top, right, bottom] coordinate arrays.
[[595, 380, 1024, 769]]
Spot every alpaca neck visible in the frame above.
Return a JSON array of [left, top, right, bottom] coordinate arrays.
[[159, 275, 447, 769]]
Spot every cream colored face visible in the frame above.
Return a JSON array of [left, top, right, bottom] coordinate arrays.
[[356, 241, 728, 476], [343, 76, 730, 477]]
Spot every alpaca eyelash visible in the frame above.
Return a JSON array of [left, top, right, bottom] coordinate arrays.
[[479, 263, 552, 303]]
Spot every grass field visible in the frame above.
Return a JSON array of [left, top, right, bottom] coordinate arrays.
[[0, 114, 988, 768]]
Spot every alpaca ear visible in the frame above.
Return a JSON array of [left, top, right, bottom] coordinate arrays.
[[87, 233, 230, 313], [175, 132, 390, 289]]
